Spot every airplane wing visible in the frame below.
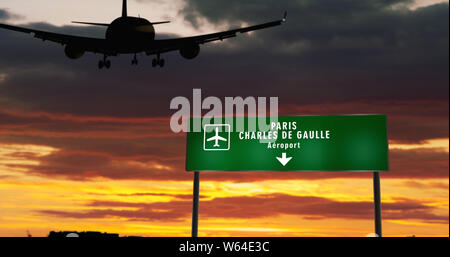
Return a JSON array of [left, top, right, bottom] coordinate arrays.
[[0, 23, 113, 55], [0, 12, 286, 58], [147, 12, 287, 55], [216, 136, 227, 142], [206, 137, 217, 142]]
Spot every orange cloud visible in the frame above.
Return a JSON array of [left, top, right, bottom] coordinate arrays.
[[38, 193, 448, 224]]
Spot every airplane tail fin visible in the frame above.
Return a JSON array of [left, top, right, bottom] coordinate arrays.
[[122, 0, 127, 17]]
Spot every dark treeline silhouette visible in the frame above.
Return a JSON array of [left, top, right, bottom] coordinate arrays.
[[48, 231, 119, 238]]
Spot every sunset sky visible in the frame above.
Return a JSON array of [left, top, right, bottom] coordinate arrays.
[[0, 0, 448, 237]]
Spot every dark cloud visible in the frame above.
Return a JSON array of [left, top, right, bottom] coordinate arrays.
[[181, 0, 411, 27], [5, 143, 448, 181], [0, 108, 173, 138], [1, 99, 448, 143], [38, 193, 449, 224], [0, 9, 22, 22], [389, 148, 449, 177], [283, 100, 449, 143], [12, 149, 187, 181], [0, 3, 448, 183], [0, 2, 448, 118], [0, 105, 448, 182], [0, 9, 9, 21], [179, 0, 449, 101]]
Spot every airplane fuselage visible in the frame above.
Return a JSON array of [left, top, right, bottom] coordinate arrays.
[[105, 17, 155, 53]]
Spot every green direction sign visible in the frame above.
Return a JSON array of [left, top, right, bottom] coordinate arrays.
[[186, 115, 389, 171]]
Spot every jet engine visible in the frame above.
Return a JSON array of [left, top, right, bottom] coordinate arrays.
[[179, 44, 200, 59], [64, 45, 85, 59]]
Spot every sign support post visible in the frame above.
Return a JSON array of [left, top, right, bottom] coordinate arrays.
[[373, 171, 382, 237], [191, 171, 200, 237]]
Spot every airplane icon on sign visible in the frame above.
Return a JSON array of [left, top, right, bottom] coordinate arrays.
[[203, 124, 230, 151], [207, 127, 228, 147]]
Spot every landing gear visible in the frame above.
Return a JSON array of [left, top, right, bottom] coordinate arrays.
[[131, 54, 138, 66], [152, 53, 165, 68], [98, 55, 111, 69]]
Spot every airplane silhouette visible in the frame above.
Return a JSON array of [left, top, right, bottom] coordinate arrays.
[[207, 127, 227, 147], [0, 0, 286, 69]]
